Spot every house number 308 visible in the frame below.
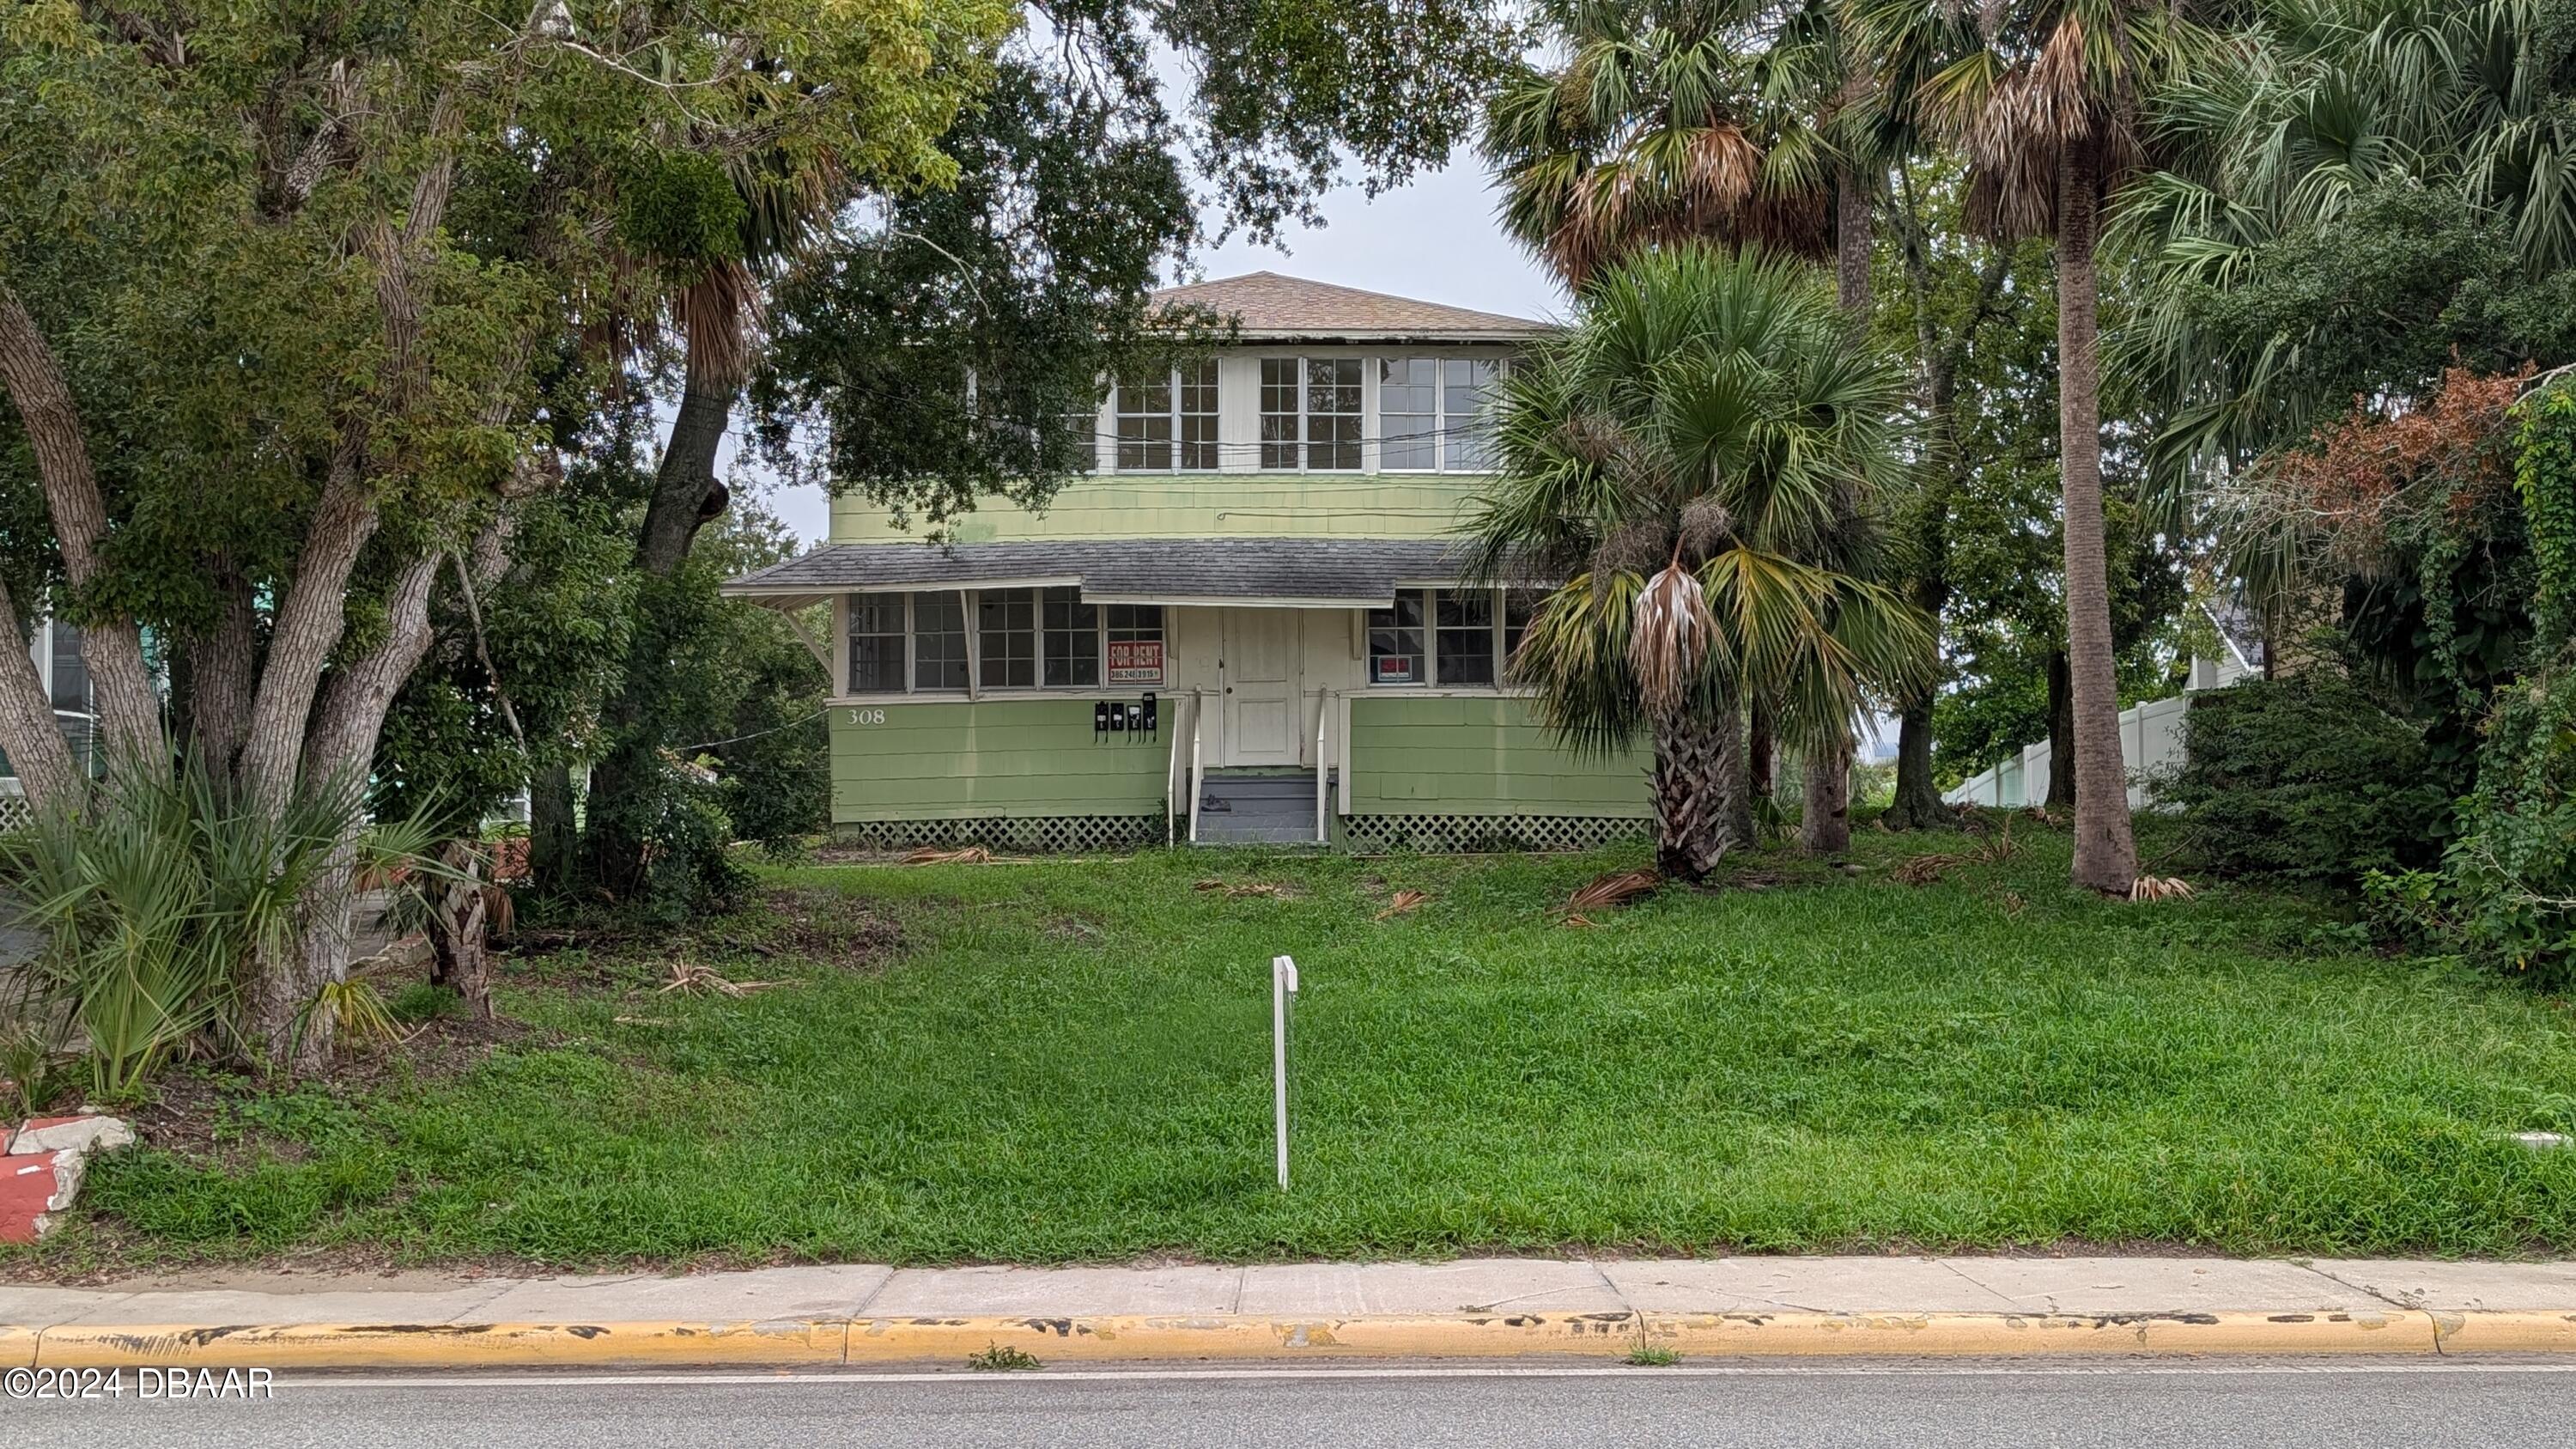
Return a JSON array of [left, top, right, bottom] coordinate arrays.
[[848, 708, 886, 725]]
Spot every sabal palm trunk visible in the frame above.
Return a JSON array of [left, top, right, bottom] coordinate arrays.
[[1651, 698, 1747, 881], [1801, 163, 1875, 855], [2053, 155, 2140, 892]]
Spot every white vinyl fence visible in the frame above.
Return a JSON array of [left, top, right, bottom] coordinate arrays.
[[1942, 693, 2193, 810]]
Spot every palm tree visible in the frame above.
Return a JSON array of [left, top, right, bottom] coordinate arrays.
[[1467, 245, 1931, 880], [1486, 0, 1906, 851], [1850, 0, 2202, 893]]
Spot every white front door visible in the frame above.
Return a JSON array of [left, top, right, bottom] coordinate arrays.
[[1220, 610, 1299, 765]]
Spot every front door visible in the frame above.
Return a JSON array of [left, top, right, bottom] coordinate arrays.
[[1220, 610, 1299, 765]]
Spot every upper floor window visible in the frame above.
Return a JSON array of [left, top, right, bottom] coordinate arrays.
[[1114, 361, 1218, 472], [1376, 356, 1506, 472], [1261, 357, 1362, 472]]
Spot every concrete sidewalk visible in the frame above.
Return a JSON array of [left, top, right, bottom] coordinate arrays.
[[9, 1256, 2576, 1368]]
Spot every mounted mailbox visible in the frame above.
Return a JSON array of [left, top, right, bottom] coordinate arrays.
[[1142, 693, 1158, 734], [1094, 701, 1112, 734]]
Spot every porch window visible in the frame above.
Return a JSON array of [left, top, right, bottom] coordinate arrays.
[[1367, 594, 1425, 685], [977, 588, 1038, 688], [848, 594, 907, 693], [1260, 357, 1363, 472], [1502, 587, 1543, 674], [913, 593, 969, 691], [1433, 589, 1495, 685], [1042, 588, 1100, 686]]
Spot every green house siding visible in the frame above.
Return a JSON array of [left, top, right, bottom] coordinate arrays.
[[1346, 696, 1649, 816], [830, 474, 1485, 544], [829, 700, 1168, 824]]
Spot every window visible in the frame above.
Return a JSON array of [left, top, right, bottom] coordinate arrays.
[[1261, 357, 1363, 471], [1260, 357, 1300, 469], [1434, 589, 1496, 685], [1110, 362, 1216, 472], [1443, 358, 1504, 470], [1367, 593, 1425, 685], [1106, 604, 1166, 684], [1502, 587, 1543, 673], [977, 588, 1037, 688], [1178, 360, 1218, 469], [913, 593, 968, 691], [1378, 358, 1438, 470], [1042, 588, 1100, 686], [1114, 372, 1173, 471], [848, 594, 907, 693]]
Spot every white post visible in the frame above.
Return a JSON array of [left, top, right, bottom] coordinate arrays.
[[1273, 953, 1298, 1190]]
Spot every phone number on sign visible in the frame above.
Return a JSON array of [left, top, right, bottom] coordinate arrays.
[[5, 1367, 275, 1401]]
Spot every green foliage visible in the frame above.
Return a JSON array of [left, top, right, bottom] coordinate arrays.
[[2423, 668, 2576, 985], [0, 763, 368, 1096], [965, 1342, 1043, 1372], [2522, 383, 2576, 642], [615, 150, 748, 267], [2158, 673, 2448, 883]]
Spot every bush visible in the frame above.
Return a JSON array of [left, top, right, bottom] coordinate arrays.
[[2424, 663, 2576, 983], [2157, 672, 2449, 882]]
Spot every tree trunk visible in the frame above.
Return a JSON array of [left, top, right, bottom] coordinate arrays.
[[2054, 153, 2141, 893], [2044, 648, 2075, 809], [426, 839, 495, 1020], [1747, 700, 1775, 805], [183, 567, 259, 794], [1799, 734, 1854, 855], [581, 328, 741, 898], [527, 762, 577, 896], [1649, 697, 1748, 882], [0, 574, 78, 809], [1886, 697, 1947, 830]]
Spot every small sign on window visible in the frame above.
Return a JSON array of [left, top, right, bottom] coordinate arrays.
[[1372, 655, 1416, 684], [1109, 639, 1165, 685]]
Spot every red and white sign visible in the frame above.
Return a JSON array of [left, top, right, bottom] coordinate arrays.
[[1109, 639, 1165, 685]]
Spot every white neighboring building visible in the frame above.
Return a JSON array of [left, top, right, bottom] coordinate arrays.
[[1943, 603, 2263, 810]]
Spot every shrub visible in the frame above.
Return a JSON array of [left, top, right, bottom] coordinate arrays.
[[2157, 672, 2449, 882], [2433, 663, 2576, 984]]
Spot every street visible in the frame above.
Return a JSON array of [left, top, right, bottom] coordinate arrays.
[[9, 1361, 2571, 1448]]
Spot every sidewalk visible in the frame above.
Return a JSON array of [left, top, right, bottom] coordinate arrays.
[[9, 1256, 2576, 1368]]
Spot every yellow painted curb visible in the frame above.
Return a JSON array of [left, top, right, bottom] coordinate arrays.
[[2428, 1311, 2576, 1355], [34, 1319, 847, 1370], [18, 1306, 2572, 1369]]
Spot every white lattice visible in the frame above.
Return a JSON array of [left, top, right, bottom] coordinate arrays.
[[0, 791, 27, 836], [1341, 813, 1647, 855], [838, 815, 1165, 855]]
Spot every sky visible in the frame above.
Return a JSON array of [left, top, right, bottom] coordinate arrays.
[[750, 157, 1566, 545]]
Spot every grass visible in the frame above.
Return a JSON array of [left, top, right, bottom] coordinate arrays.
[[1625, 1344, 1683, 1367], [24, 817, 2576, 1271]]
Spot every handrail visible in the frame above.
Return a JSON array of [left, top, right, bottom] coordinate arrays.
[[1314, 689, 1329, 843], [1188, 690, 1205, 844], [1165, 698, 1181, 848]]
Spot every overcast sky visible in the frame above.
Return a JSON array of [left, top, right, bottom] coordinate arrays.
[[751, 157, 1566, 545]]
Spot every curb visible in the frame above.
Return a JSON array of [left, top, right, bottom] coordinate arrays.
[[15, 1308, 2576, 1369]]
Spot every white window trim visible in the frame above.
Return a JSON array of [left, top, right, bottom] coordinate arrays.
[[833, 588, 1167, 703], [1110, 362, 1219, 474], [1374, 356, 1506, 475], [1365, 587, 1520, 693], [1260, 356, 1367, 474]]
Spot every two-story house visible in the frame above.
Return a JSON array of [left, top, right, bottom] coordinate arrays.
[[722, 272, 1650, 851]]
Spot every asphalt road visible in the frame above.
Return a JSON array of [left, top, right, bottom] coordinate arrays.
[[9, 1361, 2573, 1448]]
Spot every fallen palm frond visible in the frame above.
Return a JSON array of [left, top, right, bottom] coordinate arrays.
[[611, 1015, 675, 1027], [905, 845, 993, 866], [1194, 879, 1291, 898], [1566, 868, 1659, 915], [1373, 889, 1430, 921], [1561, 912, 1601, 928], [1893, 852, 1967, 886], [2130, 875, 2196, 903], [659, 959, 797, 997]]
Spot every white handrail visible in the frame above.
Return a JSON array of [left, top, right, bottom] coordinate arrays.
[[1314, 690, 1328, 843], [1165, 699, 1180, 848], [1188, 690, 1205, 844]]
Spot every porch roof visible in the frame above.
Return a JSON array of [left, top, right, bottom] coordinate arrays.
[[721, 538, 1504, 609]]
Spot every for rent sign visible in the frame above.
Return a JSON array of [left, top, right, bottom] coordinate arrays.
[[1109, 639, 1164, 685]]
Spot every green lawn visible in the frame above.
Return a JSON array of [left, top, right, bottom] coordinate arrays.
[[28, 819, 2576, 1270]]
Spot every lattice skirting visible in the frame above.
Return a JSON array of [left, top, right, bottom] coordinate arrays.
[[1340, 813, 1648, 855], [0, 793, 28, 836], [835, 814, 1166, 854]]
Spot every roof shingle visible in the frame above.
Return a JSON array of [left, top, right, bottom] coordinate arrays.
[[1151, 271, 1551, 342]]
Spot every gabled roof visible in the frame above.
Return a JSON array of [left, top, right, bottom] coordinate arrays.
[[1152, 271, 1552, 344]]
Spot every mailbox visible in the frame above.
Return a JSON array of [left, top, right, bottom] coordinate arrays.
[[1142, 692, 1158, 734], [1124, 702, 1144, 733], [1094, 701, 1111, 734]]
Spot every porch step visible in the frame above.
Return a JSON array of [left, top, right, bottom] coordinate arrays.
[[1194, 769, 1325, 845]]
